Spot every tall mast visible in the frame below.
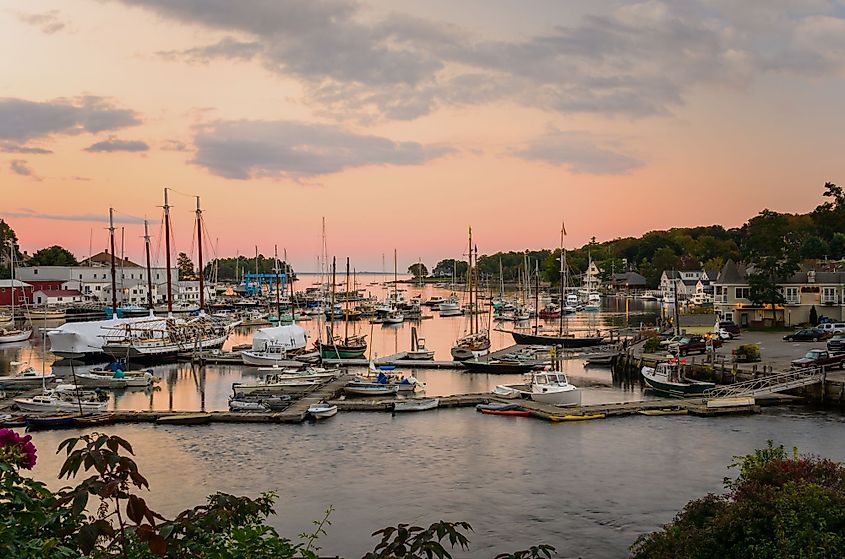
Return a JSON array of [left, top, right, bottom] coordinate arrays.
[[474, 243, 480, 335], [534, 262, 540, 334], [163, 188, 173, 314], [274, 245, 280, 321], [330, 257, 336, 334], [468, 226, 473, 335], [8, 241, 14, 320], [344, 257, 351, 342], [109, 208, 118, 315], [196, 196, 205, 311], [254, 245, 259, 295], [394, 249, 398, 301], [285, 248, 294, 319], [120, 226, 125, 305], [558, 222, 565, 336], [144, 219, 153, 310]]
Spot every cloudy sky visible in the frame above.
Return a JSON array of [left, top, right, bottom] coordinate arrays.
[[2, 0, 845, 270]]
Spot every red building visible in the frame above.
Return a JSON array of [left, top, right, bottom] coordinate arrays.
[[0, 280, 34, 306], [25, 280, 66, 292]]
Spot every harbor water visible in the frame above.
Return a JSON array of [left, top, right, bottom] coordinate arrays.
[[4, 284, 844, 556]]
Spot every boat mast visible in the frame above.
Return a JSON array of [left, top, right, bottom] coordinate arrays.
[[109, 208, 118, 315], [196, 196, 205, 311], [344, 257, 351, 342], [558, 222, 565, 336], [254, 245, 259, 296], [8, 241, 14, 321], [120, 226, 125, 306], [393, 249, 398, 303], [285, 248, 294, 320], [534, 262, 540, 334], [330, 257, 336, 337], [274, 245, 280, 322], [144, 219, 153, 310], [163, 188, 173, 314], [468, 226, 473, 336], [474, 243, 480, 335]]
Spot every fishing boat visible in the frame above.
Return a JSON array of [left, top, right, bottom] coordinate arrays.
[[423, 296, 444, 307], [382, 308, 404, 324], [24, 413, 77, 430], [437, 295, 462, 316], [0, 366, 56, 388], [406, 332, 435, 360], [393, 398, 439, 412], [14, 393, 107, 413], [641, 360, 715, 397], [156, 413, 212, 425], [242, 344, 291, 366], [307, 403, 338, 418]]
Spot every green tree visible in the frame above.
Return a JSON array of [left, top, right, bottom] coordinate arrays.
[[29, 245, 78, 266], [432, 259, 467, 278], [800, 236, 829, 260], [829, 232, 845, 260], [0, 220, 22, 279], [177, 252, 196, 280], [407, 262, 428, 279], [631, 442, 845, 558]]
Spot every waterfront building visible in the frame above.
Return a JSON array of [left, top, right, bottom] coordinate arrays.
[[609, 272, 647, 292], [32, 289, 83, 305], [0, 279, 33, 306], [713, 259, 845, 327]]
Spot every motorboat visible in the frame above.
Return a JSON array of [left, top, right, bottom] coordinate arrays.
[[422, 296, 445, 307], [528, 371, 581, 406], [73, 370, 156, 389], [307, 403, 338, 418], [406, 336, 435, 360], [14, 393, 107, 413], [344, 384, 397, 396], [229, 399, 271, 412], [438, 296, 462, 317], [382, 309, 404, 324], [242, 344, 291, 366], [641, 360, 715, 397], [232, 376, 321, 396], [0, 366, 55, 388]]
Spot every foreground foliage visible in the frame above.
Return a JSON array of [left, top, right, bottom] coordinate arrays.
[[631, 441, 845, 558], [0, 429, 555, 558]]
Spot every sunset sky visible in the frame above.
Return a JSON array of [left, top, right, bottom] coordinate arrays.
[[2, 0, 844, 271]]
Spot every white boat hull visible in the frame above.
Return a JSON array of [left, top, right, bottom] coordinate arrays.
[[393, 398, 439, 412], [14, 397, 106, 413], [48, 316, 160, 358], [531, 387, 581, 406], [0, 329, 33, 343]]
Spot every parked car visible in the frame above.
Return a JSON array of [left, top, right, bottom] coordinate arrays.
[[718, 321, 741, 337], [827, 335, 845, 354], [659, 335, 685, 348], [670, 335, 723, 356], [783, 328, 830, 342], [819, 323, 845, 335], [791, 349, 845, 369], [716, 328, 734, 341]]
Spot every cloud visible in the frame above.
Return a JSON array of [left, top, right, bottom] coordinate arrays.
[[191, 120, 452, 179], [113, 0, 845, 121], [161, 139, 190, 152], [0, 142, 53, 154], [0, 96, 140, 142], [6, 208, 154, 224], [9, 160, 40, 180], [16, 10, 67, 34], [512, 129, 643, 175], [84, 138, 150, 153]]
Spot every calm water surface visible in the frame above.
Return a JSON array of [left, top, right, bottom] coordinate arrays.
[[9, 288, 838, 557]]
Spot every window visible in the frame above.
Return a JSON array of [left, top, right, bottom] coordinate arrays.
[[823, 287, 837, 304], [33, 269, 37, 275], [735, 287, 751, 300], [784, 287, 799, 304]]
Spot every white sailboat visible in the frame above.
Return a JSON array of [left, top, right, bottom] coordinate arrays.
[[0, 243, 32, 344]]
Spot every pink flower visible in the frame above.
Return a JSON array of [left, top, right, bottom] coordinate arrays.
[[0, 428, 37, 470]]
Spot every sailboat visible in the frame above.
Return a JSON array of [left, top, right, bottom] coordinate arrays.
[[510, 223, 603, 348], [451, 227, 491, 361], [0, 242, 32, 344], [382, 249, 404, 324], [317, 257, 367, 358]]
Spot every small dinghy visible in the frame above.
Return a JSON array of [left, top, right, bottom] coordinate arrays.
[[74, 413, 117, 427], [549, 413, 605, 422], [157, 413, 212, 426], [344, 385, 397, 396], [476, 402, 520, 412], [229, 399, 270, 412], [393, 398, 439, 412], [307, 403, 338, 418], [478, 408, 531, 417], [492, 385, 522, 399]]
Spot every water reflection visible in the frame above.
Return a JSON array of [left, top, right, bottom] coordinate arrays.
[[1, 288, 661, 412]]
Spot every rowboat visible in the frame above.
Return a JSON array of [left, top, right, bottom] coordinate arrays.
[[638, 408, 688, 416], [307, 403, 338, 418], [229, 399, 270, 412], [24, 413, 77, 430], [393, 398, 439, 412], [344, 385, 397, 396], [74, 413, 117, 427], [549, 413, 606, 422], [156, 413, 212, 425], [478, 408, 531, 417]]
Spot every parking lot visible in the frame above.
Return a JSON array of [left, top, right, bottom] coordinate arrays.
[[674, 327, 836, 370]]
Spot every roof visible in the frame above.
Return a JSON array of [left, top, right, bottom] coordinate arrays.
[[79, 251, 141, 268], [717, 259, 746, 284], [0, 279, 32, 288], [663, 270, 681, 280], [611, 272, 647, 286], [33, 289, 82, 297]]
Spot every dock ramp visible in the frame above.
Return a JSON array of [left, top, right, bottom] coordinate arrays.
[[705, 366, 823, 400]]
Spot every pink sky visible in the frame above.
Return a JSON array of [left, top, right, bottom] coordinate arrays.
[[2, 1, 844, 271]]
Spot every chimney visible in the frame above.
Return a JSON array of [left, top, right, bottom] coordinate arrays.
[[808, 270, 816, 284]]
